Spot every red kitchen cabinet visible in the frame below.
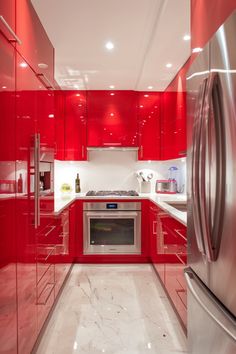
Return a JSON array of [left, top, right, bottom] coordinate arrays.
[[54, 206, 72, 297], [138, 92, 161, 160], [15, 52, 38, 354], [16, 0, 55, 87], [87, 90, 138, 147], [55, 90, 65, 160], [0, 1, 16, 40], [150, 203, 187, 330], [37, 90, 55, 148], [161, 91, 187, 160], [0, 28, 17, 354], [64, 91, 87, 160]]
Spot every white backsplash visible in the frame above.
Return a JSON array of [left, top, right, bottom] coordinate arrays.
[[54, 150, 186, 195]]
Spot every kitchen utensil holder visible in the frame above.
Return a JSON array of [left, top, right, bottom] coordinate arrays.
[[140, 181, 151, 193]]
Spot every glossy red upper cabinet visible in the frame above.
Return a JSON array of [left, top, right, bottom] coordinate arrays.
[[55, 91, 65, 160], [138, 92, 161, 160], [37, 90, 55, 148], [64, 91, 87, 160], [87, 90, 138, 147], [161, 92, 186, 160], [0, 1, 16, 41], [16, 0, 54, 86]]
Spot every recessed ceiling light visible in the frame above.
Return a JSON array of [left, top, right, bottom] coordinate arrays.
[[48, 114, 54, 118], [192, 47, 203, 53], [183, 34, 191, 41], [147, 86, 153, 90], [110, 93, 115, 96], [2, 86, 7, 89], [76, 93, 80, 97], [166, 63, 172, 68], [144, 94, 149, 97], [139, 105, 144, 108], [105, 41, 114, 50], [20, 62, 28, 68], [110, 113, 114, 116], [109, 85, 115, 89]]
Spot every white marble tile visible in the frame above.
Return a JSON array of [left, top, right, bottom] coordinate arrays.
[[36, 264, 188, 354]]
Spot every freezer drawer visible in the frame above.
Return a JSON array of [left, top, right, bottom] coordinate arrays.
[[185, 268, 236, 354]]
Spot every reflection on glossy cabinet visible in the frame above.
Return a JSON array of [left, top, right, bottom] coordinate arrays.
[[87, 90, 138, 147], [138, 92, 161, 160], [64, 91, 87, 160]]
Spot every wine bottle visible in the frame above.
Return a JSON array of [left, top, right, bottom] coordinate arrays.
[[17, 173, 23, 193], [75, 173, 81, 193]]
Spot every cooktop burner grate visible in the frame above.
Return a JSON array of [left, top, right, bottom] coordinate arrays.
[[86, 190, 139, 196]]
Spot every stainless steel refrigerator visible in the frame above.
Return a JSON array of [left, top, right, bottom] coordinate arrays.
[[185, 10, 236, 354]]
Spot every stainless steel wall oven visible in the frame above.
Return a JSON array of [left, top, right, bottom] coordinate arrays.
[[83, 202, 141, 255]]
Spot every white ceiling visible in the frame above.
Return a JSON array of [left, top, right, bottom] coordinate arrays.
[[31, 0, 190, 91]]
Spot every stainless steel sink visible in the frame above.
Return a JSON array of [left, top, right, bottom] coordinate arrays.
[[165, 201, 187, 212]]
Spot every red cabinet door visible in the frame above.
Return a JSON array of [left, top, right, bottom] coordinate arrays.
[[87, 90, 138, 147], [55, 90, 65, 160], [149, 202, 159, 263], [0, 29, 17, 354], [64, 91, 87, 160], [0, 0, 16, 40], [16, 0, 54, 85], [138, 92, 161, 160], [15, 51, 38, 354], [37, 90, 55, 148], [161, 92, 186, 160]]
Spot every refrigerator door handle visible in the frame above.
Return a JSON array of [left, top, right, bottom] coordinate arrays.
[[34, 134, 40, 228], [191, 80, 207, 254], [184, 268, 236, 341], [200, 73, 226, 261]]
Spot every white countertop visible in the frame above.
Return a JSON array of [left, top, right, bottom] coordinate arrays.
[[54, 192, 187, 226]]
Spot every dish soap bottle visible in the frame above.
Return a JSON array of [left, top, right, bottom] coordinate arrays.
[[75, 173, 81, 193]]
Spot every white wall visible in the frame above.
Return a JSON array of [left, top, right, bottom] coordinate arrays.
[[54, 150, 186, 195]]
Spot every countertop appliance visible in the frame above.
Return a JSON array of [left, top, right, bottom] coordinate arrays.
[[86, 190, 139, 196], [155, 180, 177, 194], [83, 202, 141, 255], [186, 11, 236, 354]]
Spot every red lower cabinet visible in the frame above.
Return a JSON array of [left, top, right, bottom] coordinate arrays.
[[150, 201, 187, 330]]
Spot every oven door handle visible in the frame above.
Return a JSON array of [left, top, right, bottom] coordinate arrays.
[[85, 211, 140, 218]]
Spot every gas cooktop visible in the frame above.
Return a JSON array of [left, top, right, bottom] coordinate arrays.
[[86, 190, 139, 196]]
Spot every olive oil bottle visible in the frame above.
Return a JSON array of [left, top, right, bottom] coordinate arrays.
[[75, 173, 81, 193]]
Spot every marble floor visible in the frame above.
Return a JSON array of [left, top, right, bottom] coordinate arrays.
[[36, 264, 188, 354]]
